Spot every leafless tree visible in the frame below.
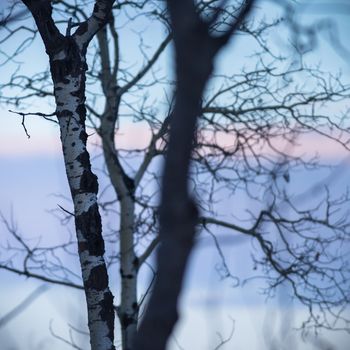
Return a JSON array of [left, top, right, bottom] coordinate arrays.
[[134, 1, 255, 349], [5, 1, 117, 349]]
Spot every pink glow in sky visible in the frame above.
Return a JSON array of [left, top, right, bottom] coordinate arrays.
[[2, 118, 349, 162]]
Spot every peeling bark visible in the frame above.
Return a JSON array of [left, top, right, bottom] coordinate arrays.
[[22, 1, 116, 349], [52, 41, 116, 350]]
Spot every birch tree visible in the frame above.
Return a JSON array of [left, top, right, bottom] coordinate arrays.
[[19, 1, 116, 349]]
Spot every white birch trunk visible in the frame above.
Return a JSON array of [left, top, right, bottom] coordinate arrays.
[[100, 125, 139, 350], [119, 196, 138, 350], [97, 26, 139, 343], [21, 1, 117, 349], [51, 46, 115, 350]]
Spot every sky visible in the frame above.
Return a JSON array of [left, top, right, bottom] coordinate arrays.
[[1, 0, 350, 349]]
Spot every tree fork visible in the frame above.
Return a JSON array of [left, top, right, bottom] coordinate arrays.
[[98, 40, 139, 346], [21, 1, 117, 349]]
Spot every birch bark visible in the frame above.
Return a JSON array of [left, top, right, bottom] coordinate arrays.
[[21, 1, 116, 349], [94, 19, 173, 349], [100, 110, 138, 350], [96, 25, 139, 350]]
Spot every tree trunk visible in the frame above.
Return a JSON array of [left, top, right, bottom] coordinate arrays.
[[134, 1, 255, 349], [51, 41, 115, 350], [21, 1, 117, 349], [96, 28, 139, 343], [100, 114, 138, 350], [119, 195, 138, 350]]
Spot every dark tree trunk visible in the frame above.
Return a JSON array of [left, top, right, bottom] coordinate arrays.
[[133, 1, 255, 349]]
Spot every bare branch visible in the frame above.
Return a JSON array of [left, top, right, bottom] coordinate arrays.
[[0, 284, 49, 327], [0, 265, 84, 290], [73, 0, 115, 47], [119, 33, 172, 95]]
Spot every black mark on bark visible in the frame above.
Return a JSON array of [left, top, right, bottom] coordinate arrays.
[[76, 203, 104, 256], [86, 264, 108, 291]]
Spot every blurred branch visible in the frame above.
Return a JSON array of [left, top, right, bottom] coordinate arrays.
[[0, 284, 49, 327]]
